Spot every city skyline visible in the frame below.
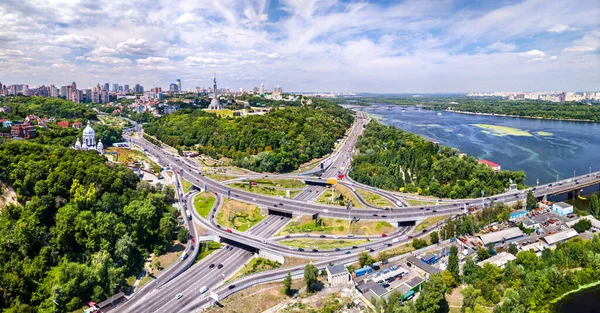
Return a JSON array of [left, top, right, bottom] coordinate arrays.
[[0, 0, 599, 92]]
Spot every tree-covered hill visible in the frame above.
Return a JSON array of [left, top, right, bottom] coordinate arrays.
[[350, 121, 526, 198], [0, 96, 96, 121], [0, 141, 178, 312], [144, 99, 354, 172]]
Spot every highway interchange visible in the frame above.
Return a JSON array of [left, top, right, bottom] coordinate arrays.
[[116, 113, 600, 313]]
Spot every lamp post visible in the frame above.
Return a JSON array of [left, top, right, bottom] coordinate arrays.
[[574, 170, 576, 179]]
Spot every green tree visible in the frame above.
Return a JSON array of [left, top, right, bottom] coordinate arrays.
[[430, 231, 439, 244], [416, 273, 448, 313], [282, 272, 292, 296], [476, 248, 490, 261], [507, 242, 519, 255], [590, 194, 600, 217], [358, 252, 375, 267], [177, 227, 190, 243], [448, 245, 460, 283], [304, 264, 319, 292], [412, 238, 428, 249], [526, 190, 537, 211], [572, 218, 592, 233], [441, 270, 457, 289], [378, 251, 389, 263]]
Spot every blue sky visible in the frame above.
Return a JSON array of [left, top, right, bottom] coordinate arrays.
[[0, 0, 598, 93]]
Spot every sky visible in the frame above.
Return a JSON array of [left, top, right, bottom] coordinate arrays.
[[0, 0, 599, 93]]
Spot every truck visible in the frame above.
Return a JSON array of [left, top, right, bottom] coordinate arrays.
[[200, 286, 208, 294], [185, 209, 192, 220]]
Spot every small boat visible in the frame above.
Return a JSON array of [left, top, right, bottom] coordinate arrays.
[[578, 195, 587, 201], [401, 109, 406, 113], [437, 112, 442, 116]]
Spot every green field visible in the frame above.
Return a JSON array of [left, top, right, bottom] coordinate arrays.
[[196, 241, 222, 263], [194, 192, 216, 218], [413, 215, 449, 233], [279, 238, 369, 250], [252, 178, 306, 188], [181, 178, 193, 192], [228, 257, 281, 281], [317, 184, 365, 208], [216, 200, 265, 232], [229, 182, 300, 198], [356, 189, 393, 208], [205, 109, 234, 117], [277, 216, 395, 236]]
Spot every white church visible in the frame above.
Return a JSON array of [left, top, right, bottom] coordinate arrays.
[[74, 121, 104, 155]]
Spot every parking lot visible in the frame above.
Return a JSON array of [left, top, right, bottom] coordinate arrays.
[[526, 210, 573, 235]]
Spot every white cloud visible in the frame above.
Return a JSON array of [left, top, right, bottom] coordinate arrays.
[[87, 56, 132, 64], [547, 24, 574, 33], [519, 49, 546, 57], [90, 46, 118, 57], [117, 38, 160, 56], [137, 57, 170, 65], [550, 55, 558, 60], [486, 42, 517, 52], [51, 34, 97, 47], [0, 49, 24, 57], [563, 31, 600, 53], [184, 56, 232, 64], [563, 46, 596, 52]]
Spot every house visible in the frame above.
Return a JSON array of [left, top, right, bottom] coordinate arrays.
[[10, 123, 36, 138], [523, 219, 540, 229], [57, 121, 69, 128], [479, 227, 524, 246], [479, 159, 501, 172], [552, 202, 573, 216], [509, 209, 528, 221], [326, 265, 351, 287], [2, 120, 13, 128], [0, 106, 11, 113], [73, 121, 83, 129]]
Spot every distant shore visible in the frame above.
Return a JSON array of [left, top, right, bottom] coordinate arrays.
[[444, 109, 598, 123]]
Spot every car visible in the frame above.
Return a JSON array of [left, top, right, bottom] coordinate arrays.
[[304, 233, 310, 237], [369, 249, 375, 252], [381, 233, 387, 237], [408, 236, 413, 239], [298, 248, 305, 251], [216, 225, 221, 228], [273, 204, 278, 207], [420, 207, 424, 210], [217, 264, 223, 269], [432, 210, 437, 212], [352, 246, 358, 249], [381, 215, 387, 218], [387, 243, 393, 247], [335, 248, 341, 251], [348, 234, 355, 238], [345, 250, 351, 254], [312, 249, 318, 252], [320, 235, 326, 238], [175, 293, 183, 300], [382, 283, 390, 288], [226, 228, 232, 233], [323, 209, 329, 213], [228, 285, 236, 290], [209, 264, 215, 269], [372, 213, 378, 216], [285, 235, 291, 238], [280, 216, 284, 220], [225, 245, 230, 250], [426, 208, 431, 211], [279, 202, 283, 206], [422, 229, 427, 233]]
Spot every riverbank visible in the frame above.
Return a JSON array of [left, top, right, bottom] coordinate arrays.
[[547, 280, 600, 312], [444, 109, 598, 123]]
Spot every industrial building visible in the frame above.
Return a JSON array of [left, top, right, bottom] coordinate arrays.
[[479, 227, 524, 246], [476, 252, 516, 268], [552, 202, 574, 216], [509, 209, 528, 221], [326, 265, 351, 287], [542, 229, 578, 246]]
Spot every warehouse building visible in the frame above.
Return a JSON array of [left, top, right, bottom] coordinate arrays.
[[326, 265, 351, 287], [479, 227, 524, 246]]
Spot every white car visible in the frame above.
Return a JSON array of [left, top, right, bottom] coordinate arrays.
[[323, 209, 329, 213], [175, 293, 183, 300]]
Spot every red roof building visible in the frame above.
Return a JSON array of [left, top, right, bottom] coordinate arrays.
[[479, 159, 501, 172], [73, 121, 83, 129], [57, 121, 69, 128]]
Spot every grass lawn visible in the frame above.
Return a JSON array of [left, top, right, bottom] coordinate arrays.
[[277, 215, 395, 236], [405, 198, 438, 206], [279, 238, 369, 250], [181, 178, 193, 192], [203, 279, 305, 313], [228, 257, 281, 281], [153, 241, 186, 274], [105, 146, 162, 176], [137, 275, 154, 290], [125, 275, 137, 288], [207, 173, 233, 181], [356, 189, 393, 208], [413, 215, 449, 233], [317, 184, 365, 209], [253, 179, 305, 188], [195, 241, 223, 263], [385, 242, 414, 258], [194, 192, 216, 218], [98, 114, 129, 128], [229, 182, 301, 198], [205, 109, 234, 117], [216, 199, 266, 232], [446, 287, 464, 313]]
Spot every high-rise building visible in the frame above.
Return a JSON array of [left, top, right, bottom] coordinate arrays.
[[134, 84, 143, 93], [124, 84, 129, 93], [169, 83, 179, 93], [559, 92, 566, 103], [22, 85, 29, 96], [260, 82, 265, 94], [177, 79, 182, 93], [112, 83, 118, 92], [92, 91, 100, 104], [104, 83, 109, 91], [101, 90, 109, 103], [72, 90, 82, 103], [71, 81, 77, 91]]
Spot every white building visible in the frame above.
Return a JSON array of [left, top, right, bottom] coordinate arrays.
[[73, 121, 104, 155], [476, 252, 516, 268], [552, 202, 573, 216], [326, 265, 351, 287]]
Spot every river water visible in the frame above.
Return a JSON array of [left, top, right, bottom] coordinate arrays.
[[554, 284, 600, 313], [355, 105, 600, 187]]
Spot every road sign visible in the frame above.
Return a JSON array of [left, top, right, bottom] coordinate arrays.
[[227, 190, 231, 199]]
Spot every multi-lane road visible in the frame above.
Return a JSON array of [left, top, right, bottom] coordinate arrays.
[[115, 113, 600, 313]]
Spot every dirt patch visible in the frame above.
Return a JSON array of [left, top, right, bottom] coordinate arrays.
[[151, 241, 186, 275], [282, 256, 310, 269], [0, 182, 18, 209], [204, 279, 304, 313]]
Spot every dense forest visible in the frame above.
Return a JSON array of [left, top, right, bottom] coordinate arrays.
[[333, 95, 600, 122], [373, 235, 600, 313], [0, 141, 178, 312], [235, 94, 302, 107], [0, 96, 97, 121], [144, 99, 354, 172], [349, 121, 526, 198]]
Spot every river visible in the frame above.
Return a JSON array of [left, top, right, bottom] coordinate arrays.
[[554, 284, 600, 313], [354, 105, 600, 187]]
